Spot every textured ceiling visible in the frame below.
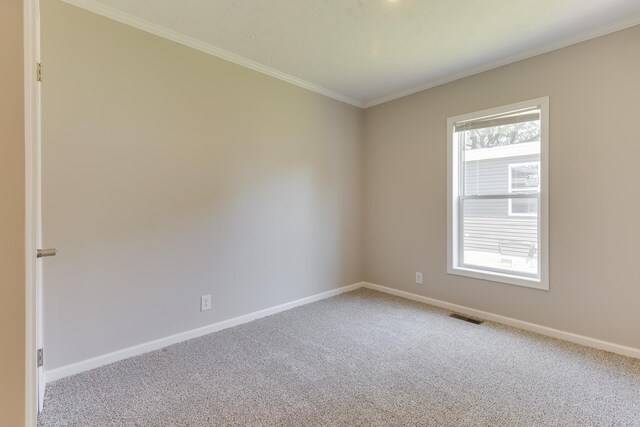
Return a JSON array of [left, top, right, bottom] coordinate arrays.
[[62, 0, 640, 107]]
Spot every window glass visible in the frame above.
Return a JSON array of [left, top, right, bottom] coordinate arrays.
[[448, 98, 548, 289]]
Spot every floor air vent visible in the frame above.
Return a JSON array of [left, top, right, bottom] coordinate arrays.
[[449, 313, 483, 324]]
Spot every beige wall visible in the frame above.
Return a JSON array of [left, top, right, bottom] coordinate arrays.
[[0, 0, 26, 425], [41, 0, 640, 375], [364, 25, 640, 349], [41, 1, 364, 369]]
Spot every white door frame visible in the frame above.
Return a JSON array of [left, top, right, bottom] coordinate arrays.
[[24, 0, 41, 425]]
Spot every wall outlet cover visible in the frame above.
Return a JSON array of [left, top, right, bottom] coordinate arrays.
[[200, 294, 212, 311]]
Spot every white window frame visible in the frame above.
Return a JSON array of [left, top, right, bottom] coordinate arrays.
[[447, 97, 549, 290], [508, 161, 540, 217]]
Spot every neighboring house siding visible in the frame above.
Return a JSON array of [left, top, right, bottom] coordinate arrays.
[[463, 153, 538, 256]]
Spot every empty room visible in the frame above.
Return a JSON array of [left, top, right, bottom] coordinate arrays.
[[2, 0, 640, 425]]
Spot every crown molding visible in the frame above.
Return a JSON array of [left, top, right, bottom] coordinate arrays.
[[59, 0, 365, 108], [58, 0, 639, 111], [362, 15, 640, 108]]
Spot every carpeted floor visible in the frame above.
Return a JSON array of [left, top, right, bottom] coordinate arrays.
[[39, 289, 640, 426]]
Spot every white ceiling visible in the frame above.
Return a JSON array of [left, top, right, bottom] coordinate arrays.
[[62, 0, 640, 107]]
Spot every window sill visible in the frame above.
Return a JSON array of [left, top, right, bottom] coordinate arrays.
[[448, 265, 548, 291]]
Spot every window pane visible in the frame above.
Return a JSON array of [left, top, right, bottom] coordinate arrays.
[[462, 140, 540, 196], [462, 198, 538, 276]]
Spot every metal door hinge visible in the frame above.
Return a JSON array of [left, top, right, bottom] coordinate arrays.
[[36, 63, 42, 82], [37, 348, 44, 368]]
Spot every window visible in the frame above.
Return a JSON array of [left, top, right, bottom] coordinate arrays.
[[447, 98, 549, 289]]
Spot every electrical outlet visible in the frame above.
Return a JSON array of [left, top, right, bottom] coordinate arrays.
[[200, 294, 211, 312], [415, 272, 423, 284]]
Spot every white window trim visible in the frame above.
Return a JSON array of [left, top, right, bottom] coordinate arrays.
[[447, 97, 549, 291], [508, 161, 540, 217]]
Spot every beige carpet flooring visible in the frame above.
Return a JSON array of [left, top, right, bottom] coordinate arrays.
[[39, 289, 640, 426]]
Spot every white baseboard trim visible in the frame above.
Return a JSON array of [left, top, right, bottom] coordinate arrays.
[[362, 282, 640, 359], [47, 280, 638, 382], [46, 282, 364, 382]]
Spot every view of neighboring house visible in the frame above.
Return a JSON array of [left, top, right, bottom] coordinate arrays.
[[459, 121, 541, 276]]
